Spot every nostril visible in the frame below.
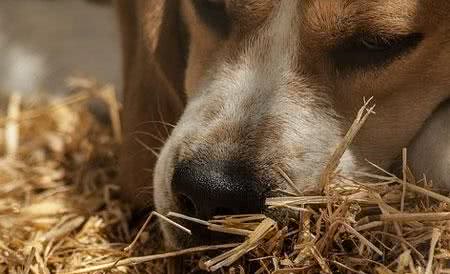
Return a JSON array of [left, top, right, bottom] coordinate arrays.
[[176, 193, 197, 217]]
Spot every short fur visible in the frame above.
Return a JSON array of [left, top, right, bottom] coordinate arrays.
[[116, 0, 450, 247]]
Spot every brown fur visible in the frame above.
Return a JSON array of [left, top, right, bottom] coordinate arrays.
[[117, 0, 450, 246]]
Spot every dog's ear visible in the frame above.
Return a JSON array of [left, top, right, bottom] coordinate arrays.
[[116, 0, 186, 209]]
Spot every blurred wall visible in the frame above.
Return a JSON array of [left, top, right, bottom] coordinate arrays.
[[0, 0, 121, 96]]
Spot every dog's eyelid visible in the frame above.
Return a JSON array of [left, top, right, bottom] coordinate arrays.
[[331, 32, 424, 72], [359, 35, 393, 50], [347, 32, 421, 48]]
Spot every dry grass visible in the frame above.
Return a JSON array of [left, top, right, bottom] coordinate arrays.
[[1, 79, 449, 274]]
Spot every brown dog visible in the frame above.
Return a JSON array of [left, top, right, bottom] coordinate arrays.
[[117, 0, 450, 248]]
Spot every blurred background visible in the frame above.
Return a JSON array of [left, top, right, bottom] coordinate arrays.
[[0, 0, 120, 97]]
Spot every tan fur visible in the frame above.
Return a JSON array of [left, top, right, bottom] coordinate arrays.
[[117, 0, 450, 246]]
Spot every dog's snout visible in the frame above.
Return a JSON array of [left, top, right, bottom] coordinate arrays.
[[172, 160, 266, 220]]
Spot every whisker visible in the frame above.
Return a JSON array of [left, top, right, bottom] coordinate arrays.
[[134, 137, 159, 158], [132, 131, 166, 145], [156, 97, 170, 137], [155, 126, 167, 144], [136, 188, 153, 197], [135, 120, 176, 129]]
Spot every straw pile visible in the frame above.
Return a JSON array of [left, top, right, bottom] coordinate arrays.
[[1, 79, 449, 274]]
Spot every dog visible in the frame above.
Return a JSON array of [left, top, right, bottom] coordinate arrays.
[[116, 0, 450, 248]]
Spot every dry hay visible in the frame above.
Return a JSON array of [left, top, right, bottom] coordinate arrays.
[[1, 79, 450, 274]]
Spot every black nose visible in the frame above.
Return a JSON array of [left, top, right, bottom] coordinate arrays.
[[172, 160, 267, 219]]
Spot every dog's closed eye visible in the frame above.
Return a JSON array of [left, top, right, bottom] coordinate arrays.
[[332, 33, 424, 72], [192, 0, 230, 36]]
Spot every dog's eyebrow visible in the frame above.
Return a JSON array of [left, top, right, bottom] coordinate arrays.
[[191, 0, 230, 36], [352, 1, 418, 36], [304, 1, 420, 47]]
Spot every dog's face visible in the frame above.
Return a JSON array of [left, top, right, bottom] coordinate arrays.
[[153, 0, 450, 247]]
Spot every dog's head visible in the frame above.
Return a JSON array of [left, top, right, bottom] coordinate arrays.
[[121, 0, 450, 247]]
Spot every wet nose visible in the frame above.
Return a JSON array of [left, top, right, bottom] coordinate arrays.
[[171, 160, 266, 220]]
